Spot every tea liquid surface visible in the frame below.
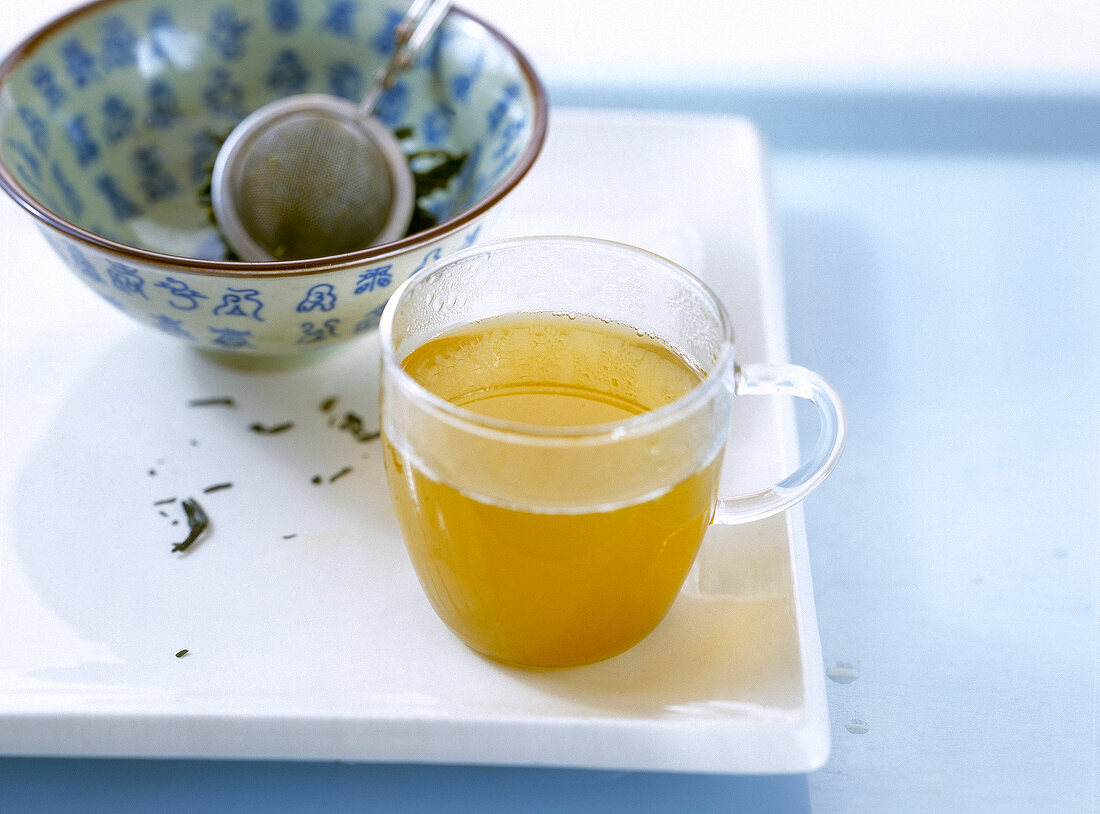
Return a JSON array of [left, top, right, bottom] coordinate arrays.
[[400, 312, 704, 427]]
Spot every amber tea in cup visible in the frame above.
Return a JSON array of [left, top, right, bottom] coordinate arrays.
[[379, 237, 845, 667]]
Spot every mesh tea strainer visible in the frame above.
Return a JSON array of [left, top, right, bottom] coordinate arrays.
[[210, 0, 453, 261]]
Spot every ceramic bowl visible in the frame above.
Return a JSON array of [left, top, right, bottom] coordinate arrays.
[[0, 0, 547, 363]]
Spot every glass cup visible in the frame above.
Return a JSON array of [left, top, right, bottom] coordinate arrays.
[[379, 236, 845, 667]]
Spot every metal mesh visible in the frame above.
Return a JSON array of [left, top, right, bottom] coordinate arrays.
[[233, 112, 398, 260]]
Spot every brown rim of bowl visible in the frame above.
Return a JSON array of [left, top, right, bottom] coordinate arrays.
[[0, 0, 549, 279]]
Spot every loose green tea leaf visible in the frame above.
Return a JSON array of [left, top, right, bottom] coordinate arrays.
[[175, 649, 189, 658], [405, 148, 467, 234], [338, 412, 380, 442], [203, 482, 233, 494], [172, 498, 209, 553], [249, 421, 294, 435], [329, 466, 353, 483], [409, 151, 467, 198], [188, 397, 236, 407]]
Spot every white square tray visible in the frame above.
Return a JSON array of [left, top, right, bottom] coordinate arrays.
[[0, 109, 829, 774]]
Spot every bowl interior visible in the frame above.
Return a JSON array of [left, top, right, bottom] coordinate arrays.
[[0, 0, 542, 261]]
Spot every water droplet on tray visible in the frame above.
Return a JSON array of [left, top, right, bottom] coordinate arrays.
[[845, 719, 870, 735], [826, 660, 860, 684]]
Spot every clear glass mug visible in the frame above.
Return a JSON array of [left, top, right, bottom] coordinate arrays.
[[379, 236, 845, 667]]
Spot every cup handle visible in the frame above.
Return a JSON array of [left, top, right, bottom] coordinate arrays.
[[712, 363, 847, 525]]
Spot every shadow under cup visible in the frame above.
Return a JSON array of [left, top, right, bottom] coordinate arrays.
[[378, 236, 844, 668]]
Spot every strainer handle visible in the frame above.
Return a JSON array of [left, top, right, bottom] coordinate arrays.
[[398, 0, 455, 56], [360, 0, 454, 117]]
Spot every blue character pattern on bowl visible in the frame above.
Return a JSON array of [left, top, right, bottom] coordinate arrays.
[[0, 0, 547, 361]]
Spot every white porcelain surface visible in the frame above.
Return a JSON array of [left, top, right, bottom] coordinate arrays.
[[0, 109, 828, 773]]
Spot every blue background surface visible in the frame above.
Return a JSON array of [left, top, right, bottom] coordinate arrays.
[[3, 83, 1097, 812]]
